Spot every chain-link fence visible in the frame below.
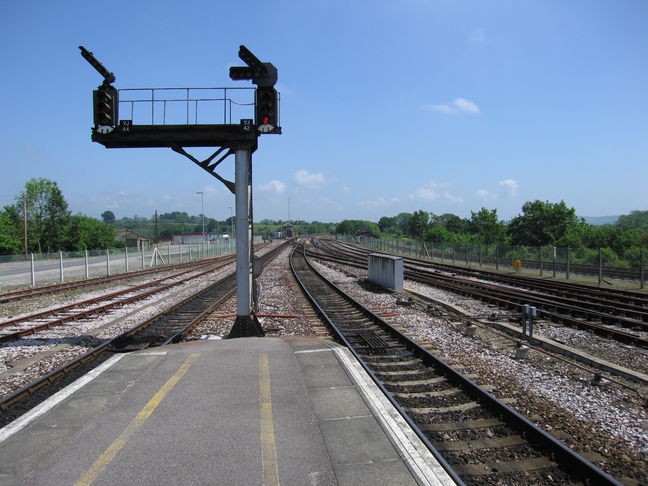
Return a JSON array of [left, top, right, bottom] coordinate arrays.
[[338, 235, 646, 289], [0, 238, 264, 290]]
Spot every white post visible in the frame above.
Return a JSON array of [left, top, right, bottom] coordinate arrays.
[[235, 148, 252, 318], [167, 244, 170, 265], [125, 246, 129, 272], [106, 249, 111, 276], [85, 250, 89, 278], [227, 147, 264, 338], [179, 244, 182, 263], [141, 245, 144, 269], [59, 251, 64, 282]]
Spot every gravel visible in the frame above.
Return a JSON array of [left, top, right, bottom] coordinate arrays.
[[0, 260, 238, 397], [310, 258, 647, 483], [186, 245, 322, 338], [2, 241, 645, 482]]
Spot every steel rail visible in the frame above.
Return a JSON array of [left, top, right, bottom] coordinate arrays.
[[405, 288, 648, 390], [404, 268, 648, 346], [290, 243, 622, 485], [369, 239, 645, 283], [328, 239, 648, 305], [321, 238, 648, 320], [306, 243, 648, 345], [0, 241, 290, 414], [0, 254, 234, 303], [0, 260, 234, 342], [289, 246, 464, 485], [160, 241, 289, 345]]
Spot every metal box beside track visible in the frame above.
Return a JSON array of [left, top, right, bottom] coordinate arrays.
[[368, 253, 404, 291]]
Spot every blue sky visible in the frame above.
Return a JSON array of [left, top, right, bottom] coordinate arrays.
[[1, 0, 646, 224]]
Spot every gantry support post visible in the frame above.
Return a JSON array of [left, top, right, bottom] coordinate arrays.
[[228, 148, 264, 338], [81, 44, 280, 339]]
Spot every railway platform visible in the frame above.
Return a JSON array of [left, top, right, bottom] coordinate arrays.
[[0, 337, 456, 486]]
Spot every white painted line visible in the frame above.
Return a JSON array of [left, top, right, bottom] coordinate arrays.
[[137, 351, 168, 355], [199, 334, 224, 340], [294, 348, 333, 354], [0, 354, 126, 444], [332, 347, 457, 486]]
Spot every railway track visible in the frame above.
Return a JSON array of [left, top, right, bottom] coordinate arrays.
[[0, 259, 231, 342], [290, 244, 622, 485], [324, 239, 648, 306], [308, 239, 648, 346], [376, 240, 645, 282], [403, 287, 648, 390], [0, 242, 289, 417], [0, 253, 236, 304]]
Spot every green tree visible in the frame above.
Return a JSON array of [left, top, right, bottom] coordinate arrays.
[[334, 220, 381, 237], [423, 226, 455, 243], [508, 200, 580, 246], [63, 215, 117, 250], [16, 178, 70, 253], [0, 208, 22, 254], [308, 221, 332, 234], [101, 210, 116, 223], [393, 212, 414, 235], [408, 210, 429, 238], [469, 208, 507, 245], [616, 210, 648, 231], [378, 216, 397, 233], [430, 213, 470, 234]]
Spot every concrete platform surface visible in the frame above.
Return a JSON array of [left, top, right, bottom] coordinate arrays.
[[0, 337, 456, 485]]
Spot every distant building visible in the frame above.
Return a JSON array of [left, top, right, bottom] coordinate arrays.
[[116, 231, 151, 250]]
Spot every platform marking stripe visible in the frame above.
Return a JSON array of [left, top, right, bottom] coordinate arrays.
[[0, 354, 125, 445], [332, 347, 457, 486], [260, 353, 280, 486], [74, 353, 200, 486]]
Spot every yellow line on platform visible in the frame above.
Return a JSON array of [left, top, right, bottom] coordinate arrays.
[[260, 353, 280, 486], [74, 353, 200, 486]]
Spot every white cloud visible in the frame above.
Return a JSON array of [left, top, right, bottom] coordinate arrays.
[[413, 186, 440, 201], [453, 98, 480, 113], [475, 189, 498, 202], [423, 97, 480, 115], [410, 181, 461, 203], [442, 192, 464, 204], [427, 104, 453, 114], [499, 179, 519, 197], [294, 169, 326, 186], [259, 180, 286, 193]]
